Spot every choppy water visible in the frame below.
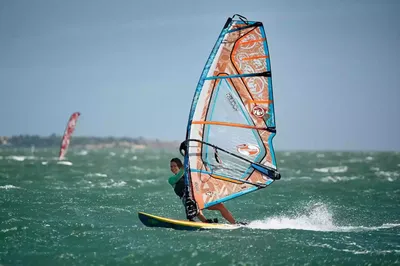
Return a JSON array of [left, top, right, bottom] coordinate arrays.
[[1, 148, 399, 265]]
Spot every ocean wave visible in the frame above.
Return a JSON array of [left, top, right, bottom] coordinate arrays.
[[313, 166, 348, 173], [320, 175, 364, 183], [85, 173, 108, 178], [1, 227, 18, 233], [6, 156, 27, 161], [75, 150, 88, 156], [374, 170, 399, 182], [0, 185, 20, 190], [347, 158, 364, 163], [57, 161, 73, 166], [281, 176, 312, 182], [134, 179, 157, 185], [308, 243, 400, 255], [99, 179, 127, 188], [125, 165, 165, 175]]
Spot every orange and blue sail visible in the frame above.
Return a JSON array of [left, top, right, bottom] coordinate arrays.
[[182, 14, 281, 217]]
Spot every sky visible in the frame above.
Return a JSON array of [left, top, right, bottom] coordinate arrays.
[[0, 0, 399, 151]]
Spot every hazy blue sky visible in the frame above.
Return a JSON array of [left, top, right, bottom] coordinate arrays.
[[1, 0, 399, 151]]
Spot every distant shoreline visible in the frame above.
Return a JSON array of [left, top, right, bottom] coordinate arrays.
[[0, 135, 180, 150], [0, 135, 398, 152]]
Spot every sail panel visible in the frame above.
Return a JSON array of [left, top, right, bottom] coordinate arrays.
[[184, 15, 279, 210]]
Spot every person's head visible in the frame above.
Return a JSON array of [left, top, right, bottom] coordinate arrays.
[[170, 158, 183, 174]]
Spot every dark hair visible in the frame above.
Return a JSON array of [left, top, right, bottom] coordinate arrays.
[[170, 158, 183, 168]]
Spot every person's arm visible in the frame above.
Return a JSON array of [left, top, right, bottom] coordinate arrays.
[[168, 168, 184, 186]]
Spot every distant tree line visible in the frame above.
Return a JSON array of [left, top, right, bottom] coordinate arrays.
[[2, 134, 148, 147]]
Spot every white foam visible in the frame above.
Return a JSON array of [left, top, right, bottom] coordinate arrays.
[[248, 203, 337, 231], [282, 176, 312, 182], [131, 165, 144, 172], [57, 161, 73, 166], [7, 156, 26, 161], [320, 175, 364, 183], [313, 166, 348, 173], [0, 185, 20, 190], [99, 179, 127, 188], [75, 150, 88, 156], [85, 173, 108, 178], [247, 203, 400, 232], [135, 179, 157, 185], [374, 170, 399, 182], [1, 227, 18, 233], [347, 158, 363, 163], [375, 171, 399, 178]]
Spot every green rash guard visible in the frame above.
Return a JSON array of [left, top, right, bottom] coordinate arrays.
[[168, 168, 185, 198]]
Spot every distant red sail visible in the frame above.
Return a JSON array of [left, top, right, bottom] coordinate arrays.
[[59, 112, 81, 160]]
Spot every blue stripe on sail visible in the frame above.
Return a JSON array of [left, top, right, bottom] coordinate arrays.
[[183, 19, 233, 188], [259, 25, 277, 167], [203, 80, 223, 169], [205, 187, 258, 208]]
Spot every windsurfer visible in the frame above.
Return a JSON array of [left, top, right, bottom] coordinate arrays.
[[168, 158, 237, 224]]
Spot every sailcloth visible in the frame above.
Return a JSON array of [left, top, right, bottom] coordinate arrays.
[[182, 15, 281, 216]]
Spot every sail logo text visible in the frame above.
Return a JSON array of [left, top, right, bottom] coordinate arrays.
[[226, 93, 238, 111]]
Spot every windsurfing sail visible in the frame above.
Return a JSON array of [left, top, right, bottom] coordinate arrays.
[[58, 112, 81, 160], [182, 14, 281, 219]]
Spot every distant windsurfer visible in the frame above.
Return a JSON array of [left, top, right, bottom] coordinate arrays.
[[168, 158, 237, 224]]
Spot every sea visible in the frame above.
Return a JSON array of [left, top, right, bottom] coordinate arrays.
[[0, 147, 399, 265]]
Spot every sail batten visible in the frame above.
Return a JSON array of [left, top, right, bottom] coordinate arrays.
[[204, 71, 271, 80], [183, 15, 280, 216]]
